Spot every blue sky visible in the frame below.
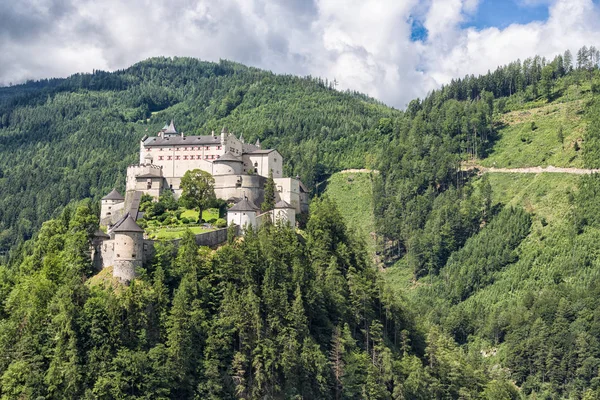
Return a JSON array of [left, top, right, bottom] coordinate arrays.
[[465, 0, 550, 30], [412, 0, 551, 42]]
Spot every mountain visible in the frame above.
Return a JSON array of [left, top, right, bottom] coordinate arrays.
[[0, 57, 400, 253]]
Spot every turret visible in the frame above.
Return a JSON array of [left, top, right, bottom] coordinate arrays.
[[163, 120, 178, 137], [101, 189, 125, 220], [110, 214, 144, 282], [227, 196, 260, 230]]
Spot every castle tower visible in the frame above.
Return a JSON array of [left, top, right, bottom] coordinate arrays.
[[101, 189, 125, 220], [213, 151, 243, 175], [111, 214, 144, 282], [274, 199, 296, 227], [163, 120, 178, 138], [227, 196, 260, 230]]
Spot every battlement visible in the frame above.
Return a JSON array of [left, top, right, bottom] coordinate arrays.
[[127, 163, 162, 170]]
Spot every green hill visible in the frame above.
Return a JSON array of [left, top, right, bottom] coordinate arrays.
[[0, 57, 400, 253], [5, 48, 600, 398]]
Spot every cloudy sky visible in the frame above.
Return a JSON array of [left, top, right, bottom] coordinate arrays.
[[2, 0, 600, 108]]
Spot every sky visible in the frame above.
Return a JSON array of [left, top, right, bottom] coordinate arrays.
[[1, 0, 600, 109]]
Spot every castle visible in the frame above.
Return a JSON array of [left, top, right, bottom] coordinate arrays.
[[93, 121, 309, 281]]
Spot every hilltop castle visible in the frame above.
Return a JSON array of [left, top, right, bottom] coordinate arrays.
[[93, 121, 309, 281], [100, 121, 308, 227]]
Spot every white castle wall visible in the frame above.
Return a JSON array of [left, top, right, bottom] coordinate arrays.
[[243, 151, 283, 178], [227, 209, 258, 229]]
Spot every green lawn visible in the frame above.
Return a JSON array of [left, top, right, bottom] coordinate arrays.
[[481, 99, 586, 168], [144, 207, 220, 240], [324, 171, 376, 252], [147, 225, 213, 240], [180, 208, 220, 223]]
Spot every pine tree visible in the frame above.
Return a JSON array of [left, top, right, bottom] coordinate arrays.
[[261, 169, 276, 213]]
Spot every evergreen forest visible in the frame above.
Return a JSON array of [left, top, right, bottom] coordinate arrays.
[[2, 46, 600, 398]]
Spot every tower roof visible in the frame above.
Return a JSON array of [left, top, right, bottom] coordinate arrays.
[[164, 120, 177, 134], [275, 200, 294, 209], [213, 151, 243, 163], [112, 213, 144, 233], [102, 189, 124, 201], [229, 197, 259, 212]]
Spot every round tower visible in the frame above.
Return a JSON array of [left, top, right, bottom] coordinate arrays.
[[213, 151, 243, 175], [111, 214, 144, 282]]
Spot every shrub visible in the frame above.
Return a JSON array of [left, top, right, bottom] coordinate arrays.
[[215, 218, 227, 228], [181, 217, 189, 224]]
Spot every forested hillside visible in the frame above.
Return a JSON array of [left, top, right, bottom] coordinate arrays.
[[4, 46, 600, 398], [376, 46, 600, 398], [0, 57, 400, 254]]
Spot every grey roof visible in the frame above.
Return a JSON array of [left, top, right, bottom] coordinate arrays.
[[135, 173, 162, 179], [94, 229, 110, 239], [164, 120, 177, 134], [245, 149, 277, 155], [214, 152, 243, 163], [143, 135, 221, 147], [242, 143, 260, 153], [112, 214, 144, 233], [275, 200, 293, 209], [229, 197, 259, 212], [102, 189, 124, 201]]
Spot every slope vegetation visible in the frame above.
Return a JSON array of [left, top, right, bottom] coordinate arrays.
[[0, 57, 400, 252]]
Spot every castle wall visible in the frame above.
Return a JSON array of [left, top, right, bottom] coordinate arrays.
[[213, 161, 242, 176], [223, 133, 243, 156], [274, 177, 302, 213], [100, 200, 125, 220], [130, 177, 165, 199], [214, 174, 265, 204], [126, 164, 163, 192], [274, 208, 296, 226], [243, 151, 283, 178]]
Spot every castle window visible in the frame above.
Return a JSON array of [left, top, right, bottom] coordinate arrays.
[[167, 156, 172, 160], [176, 147, 180, 151], [183, 155, 188, 160], [217, 146, 222, 150], [274, 158, 277, 162], [132, 254, 136, 258], [159, 148, 163, 151], [175, 156, 180, 160], [158, 156, 164, 160], [205, 146, 210, 150], [254, 162, 258, 167]]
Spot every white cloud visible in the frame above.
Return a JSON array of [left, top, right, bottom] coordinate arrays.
[[1, 0, 600, 108]]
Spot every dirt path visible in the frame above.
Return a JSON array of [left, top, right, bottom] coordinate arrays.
[[463, 165, 600, 175], [339, 169, 379, 174]]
